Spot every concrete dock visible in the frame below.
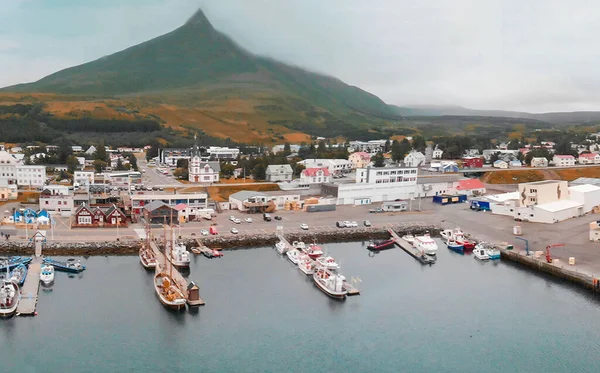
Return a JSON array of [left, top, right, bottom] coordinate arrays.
[[17, 256, 41, 316], [388, 228, 435, 265], [149, 240, 205, 306]]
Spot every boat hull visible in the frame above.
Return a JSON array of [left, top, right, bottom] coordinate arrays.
[[313, 277, 346, 299], [168, 257, 190, 268], [154, 274, 187, 310], [447, 244, 464, 253], [43, 258, 85, 273], [367, 240, 396, 251], [286, 250, 300, 265]]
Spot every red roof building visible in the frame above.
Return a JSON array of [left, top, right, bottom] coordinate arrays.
[[300, 167, 331, 184], [302, 167, 331, 177], [454, 179, 486, 196]]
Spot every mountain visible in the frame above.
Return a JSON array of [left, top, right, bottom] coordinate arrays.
[[2, 9, 399, 141]]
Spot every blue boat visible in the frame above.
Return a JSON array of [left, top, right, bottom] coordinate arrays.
[[9, 264, 27, 287], [43, 257, 86, 273], [0, 257, 32, 272], [446, 239, 464, 253]]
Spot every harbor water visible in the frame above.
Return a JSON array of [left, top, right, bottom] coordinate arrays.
[[2, 240, 600, 372]]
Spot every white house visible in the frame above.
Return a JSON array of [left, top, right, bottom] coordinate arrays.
[[493, 160, 508, 169], [74, 171, 95, 186], [530, 157, 548, 167], [85, 145, 97, 155], [553, 155, 576, 167], [39, 186, 74, 214], [578, 153, 600, 165], [403, 151, 426, 167], [16, 165, 46, 188], [229, 191, 271, 212], [266, 164, 293, 182], [0, 151, 18, 185], [348, 152, 371, 169], [509, 160, 522, 168], [432, 148, 444, 159], [206, 147, 239, 160], [297, 159, 352, 175], [300, 168, 331, 184]]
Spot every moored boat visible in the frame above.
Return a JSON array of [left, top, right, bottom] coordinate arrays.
[[440, 229, 453, 240], [313, 269, 347, 299], [483, 243, 501, 260], [316, 256, 340, 270], [168, 241, 191, 268], [401, 235, 415, 244], [153, 269, 186, 310], [139, 246, 157, 270], [414, 234, 438, 259], [0, 256, 33, 272], [446, 239, 464, 253], [39, 264, 54, 285], [292, 241, 306, 251], [43, 257, 86, 273], [286, 249, 301, 264], [451, 228, 475, 250], [367, 238, 396, 251], [275, 241, 288, 255], [305, 243, 323, 259], [9, 264, 27, 287], [0, 279, 19, 318], [474, 246, 490, 260], [200, 248, 215, 258], [298, 255, 315, 275]]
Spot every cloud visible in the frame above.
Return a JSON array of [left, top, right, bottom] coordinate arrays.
[[1, 0, 599, 112]]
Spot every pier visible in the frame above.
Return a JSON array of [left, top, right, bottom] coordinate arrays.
[[388, 228, 435, 265], [149, 240, 205, 306], [16, 257, 41, 316]]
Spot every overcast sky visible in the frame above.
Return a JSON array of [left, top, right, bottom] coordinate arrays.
[[2, 0, 599, 112]]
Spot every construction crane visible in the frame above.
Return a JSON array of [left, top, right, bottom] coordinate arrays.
[[546, 244, 565, 263], [515, 237, 530, 255]]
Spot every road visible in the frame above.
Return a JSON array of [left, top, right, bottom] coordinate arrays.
[[455, 163, 600, 174]]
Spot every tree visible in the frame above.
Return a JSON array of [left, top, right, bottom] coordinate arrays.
[[384, 140, 391, 153], [220, 163, 236, 178], [507, 140, 521, 150], [66, 155, 79, 173], [489, 152, 500, 164], [146, 139, 160, 160], [411, 135, 426, 152], [94, 140, 108, 162], [93, 159, 107, 173], [317, 140, 326, 153], [293, 163, 305, 177], [57, 141, 73, 164], [176, 158, 189, 169], [173, 168, 189, 180], [372, 152, 385, 167], [391, 139, 411, 162], [127, 154, 138, 171], [517, 151, 525, 163], [115, 158, 126, 171], [283, 142, 291, 156], [252, 163, 267, 180]]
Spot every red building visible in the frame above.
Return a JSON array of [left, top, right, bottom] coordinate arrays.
[[73, 203, 127, 228], [462, 157, 483, 168]]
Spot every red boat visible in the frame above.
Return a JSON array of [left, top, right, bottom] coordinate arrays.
[[453, 230, 475, 250], [305, 244, 323, 259], [211, 249, 223, 257], [367, 239, 396, 251]]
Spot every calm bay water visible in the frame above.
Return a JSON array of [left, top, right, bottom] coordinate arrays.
[[2, 240, 600, 372]]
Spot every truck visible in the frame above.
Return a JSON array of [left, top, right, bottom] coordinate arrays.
[[201, 212, 213, 220], [469, 200, 491, 211], [263, 213, 272, 222]]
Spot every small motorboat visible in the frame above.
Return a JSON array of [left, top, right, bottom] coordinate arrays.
[[483, 244, 501, 260], [451, 228, 475, 250], [286, 249, 301, 265], [0, 279, 19, 318], [440, 229, 453, 240], [313, 269, 347, 299], [316, 256, 340, 270], [292, 241, 306, 251], [9, 264, 27, 287], [200, 248, 215, 258], [43, 257, 86, 273], [275, 241, 288, 255], [446, 239, 464, 253], [298, 255, 315, 275], [367, 239, 396, 251], [0, 256, 32, 272], [190, 246, 202, 255], [211, 249, 223, 258], [401, 235, 415, 244], [305, 244, 323, 259], [39, 264, 54, 285], [414, 234, 438, 258], [473, 246, 490, 261]]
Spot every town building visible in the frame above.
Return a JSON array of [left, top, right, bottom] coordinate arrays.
[[105, 171, 142, 187], [509, 160, 522, 168], [454, 179, 486, 196], [85, 145, 97, 155], [432, 147, 444, 159], [229, 191, 272, 213], [73, 203, 127, 227], [569, 184, 600, 213], [462, 157, 483, 168], [0, 151, 18, 185], [299, 168, 331, 184], [0, 182, 17, 201], [348, 152, 371, 169], [578, 153, 600, 164], [553, 155, 576, 167], [530, 157, 549, 168], [271, 144, 301, 154], [16, 165, 46, 188], [189, 160, 220, 183], [589, 221, 600, 242], [206, 147, 239, 160], [297, 159, 352, 175], [74, 171, 95, 187], [482, 149, 518, 162], [493, 160, 508, 169], [130, 193, 208, 217], [403, 151, 426, 168], [347, 140, 387, 154], [159, 148, 191, 166], [143, 201, 178, 224], [39, 186, 74, 214], [266, 165, 293, 182]]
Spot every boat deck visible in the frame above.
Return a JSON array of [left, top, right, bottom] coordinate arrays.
[[388, 228, 435, 265], [17, 256, 41, 316], [149, 241, 205, 306]]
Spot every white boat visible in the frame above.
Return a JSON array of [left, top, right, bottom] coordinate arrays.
[[139, 246, 157, 270], [153, 269, 186, 310], [298, 255, 315, 275], [474, 246, 490, 260], [305, 243, 323, 259], [440, 229, 453, 240], [275, 241, 288, 254], [292, 241, 306, 251], [401, 234, 415, 244], [39, 264, 55, 285], [479, 242, 501, 260], [313, 269, 347, 299], [0, 279, 19, 318], [286, 249, 301, 264], [168, 242, 191, 268], [414, 234, 438, 257], [316, 256, 340, 270]]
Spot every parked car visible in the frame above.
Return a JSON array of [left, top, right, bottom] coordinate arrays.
[[274, 216, 282, 221], [146, 186, 153, 191], [336, 221, 345, 228], [229, 216, 236, 222], [263, 213, 272, 222], [159, 187, 164, 191], [300, 223, 309, 230], [230, 228, 239, 234], [244, 218, 253, 223], [369, 208, 383, 213], [342, 221, 352, 228], [233, 218, 241, 224], [364, 220, 371, 227], [350, 221, 358, 227], [200, 229, 209, 236]]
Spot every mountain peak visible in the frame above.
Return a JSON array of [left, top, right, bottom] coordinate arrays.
[[185, 8, 212, 28]]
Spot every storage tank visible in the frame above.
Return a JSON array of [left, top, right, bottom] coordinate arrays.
[[513, 225, 522, 235]]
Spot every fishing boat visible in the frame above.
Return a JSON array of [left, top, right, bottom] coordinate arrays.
[[414, 234, 438, 258], [211, 249, 223, 258], [286, 249, 301, 264], [275, 241, 288, 255], [367, 238, 396, 251], [313, 269, 347, 299], [473, 245, 490, 260], [451, 228, 475, 250], [305, 243, 323, 259], [9, 264, 27, 287], [401, 234, 415, 244], [0, 279, 19, 318], [483, 244, 501, 260], [298, 255, 315, 275], [292, 241, 306, 251], [168, 240, 191, 269], [39, 264, 54, 285], [43, 257, 86, 273], [440, 229, 453, 240], [446, 239, 464, 253], [153, 267, 186, 310], [139, 246, 157, 270], [316, 256, 340, 270], [0, 256, 32, 272], [200, 248, 215, 258], [190, 246, 202, 255]]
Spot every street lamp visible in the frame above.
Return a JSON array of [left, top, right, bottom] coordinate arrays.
[[116, 216, 120, 241]]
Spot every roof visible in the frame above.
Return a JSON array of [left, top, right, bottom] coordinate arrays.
[[579, 153, 598, 158], [509, 160, 522, 165], [417, 175, 461, 184], [570, 177, 600, 186], [74, 203, 92, 215], [144, 200, 173, 213], [554, 154, 575, 159], [485, 191, 519, 203], [531, 157, 548, 161], [350, 151, 371, 159], [456, 179, 485, 190], [229, 190, 268, 201], [569, 184, 600, 193], [405, 151, 425, 159], [266, 164, 293, 174], [536, 199, 583, 213], [174, 203, 188, 211], [493, 160, 507, 164], [302, 167, 331, 177]]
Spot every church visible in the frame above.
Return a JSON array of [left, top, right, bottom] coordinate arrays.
[[188, 136, 220, 183]]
